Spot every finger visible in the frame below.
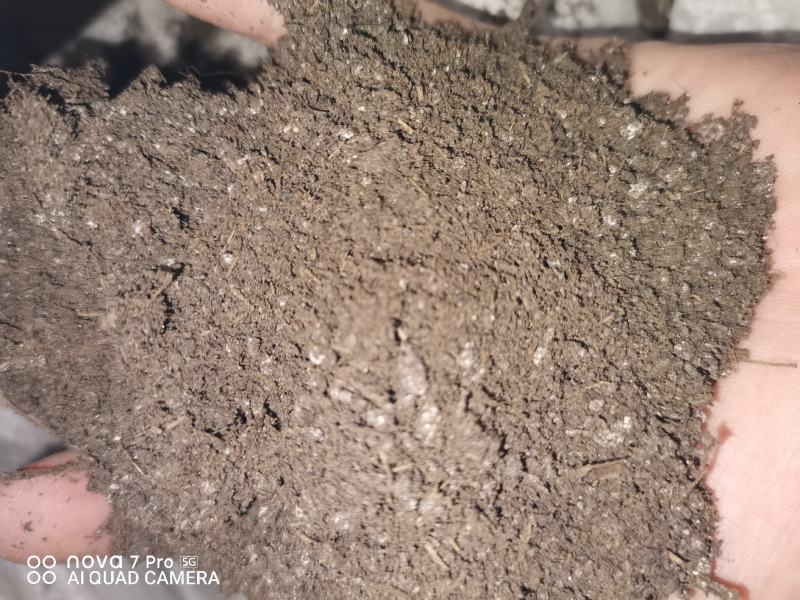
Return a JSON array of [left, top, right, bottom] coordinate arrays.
[[629, 42, 800, 598], [0, 450, 112, 563], [539, 36, 616, 61], [164, 0, 286, 45], [164, 0, 491, 46]]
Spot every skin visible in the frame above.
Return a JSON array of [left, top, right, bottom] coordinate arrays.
[[0, 451, 111, 563], [629, 43, 800, 599], [2, 3, 798, 598]]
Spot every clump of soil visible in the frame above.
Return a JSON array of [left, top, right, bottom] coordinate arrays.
[[0, 1, 773, 598]]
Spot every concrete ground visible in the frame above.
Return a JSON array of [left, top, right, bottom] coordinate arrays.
[[2, 0, 799, 598]]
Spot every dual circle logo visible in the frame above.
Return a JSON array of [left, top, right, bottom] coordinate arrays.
[[26, 555, 57, 585]]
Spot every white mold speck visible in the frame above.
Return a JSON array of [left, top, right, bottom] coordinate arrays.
[[308, 347, 326, 366], [416, 402, 440, 445], [622, 121, 643, 140], [628, 182, 649, 199]]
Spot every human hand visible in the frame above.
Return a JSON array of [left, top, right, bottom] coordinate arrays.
[[1, 3, 798, 598], [627, 42, 800, 599], [0, 451, 111, 562]]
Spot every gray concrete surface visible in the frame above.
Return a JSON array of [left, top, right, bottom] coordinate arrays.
[[532, 0, 800, 37], [0, 405, 62, 473], [49, 0, 267, 68], [671, 0, 800, 35], [547, 0, 641, 30]]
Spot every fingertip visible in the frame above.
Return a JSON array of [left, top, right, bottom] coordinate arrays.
[[0, 452, 112, 563], [164, 0, 287, 46]]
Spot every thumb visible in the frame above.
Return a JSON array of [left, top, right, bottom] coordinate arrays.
[[163, 0, 287, 46], [0, 450, 112, 563]]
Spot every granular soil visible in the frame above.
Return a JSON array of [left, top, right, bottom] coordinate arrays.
[[0, 1, 774, 598]]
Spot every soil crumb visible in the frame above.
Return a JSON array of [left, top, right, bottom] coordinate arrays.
[[0, 1, 773, 598]]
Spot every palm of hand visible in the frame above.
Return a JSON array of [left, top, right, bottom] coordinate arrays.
[[629, 43, 800, 598]]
